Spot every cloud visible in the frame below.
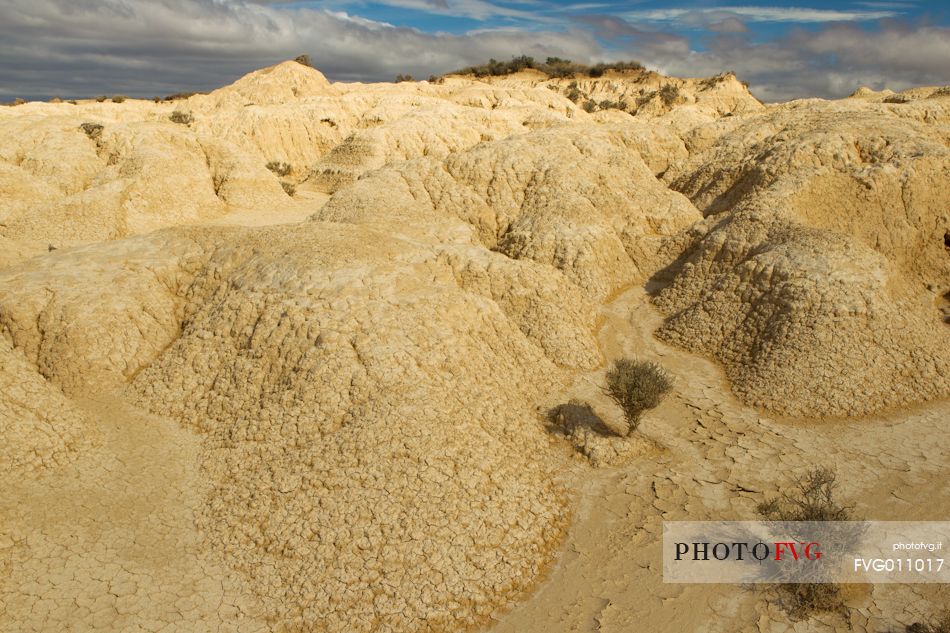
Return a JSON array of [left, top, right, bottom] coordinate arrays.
[[707, 17, 748, 33], [0, 0, 946, 103], [635, 21, 950, 101], [0, 0, 601, 99], [625, 6, 902, 24]]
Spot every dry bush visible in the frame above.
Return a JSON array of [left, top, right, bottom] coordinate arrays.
[[907, 611, 950, 633], [12, 98, 25, 106], [169, 111, 194, 125], [452, 55, 643, 79], [395, 73, 414, 83], [320, 117, 337, 128], [603, 358, 673, 434], [281, 182, 296, 196], [266, 161, 292, 177], [95, 95, 107, 102], [79, 122, 104, 140], [294, 54, 312, 67], [111, 95, 127, 103], [164, 92, 199, 101], [757, 467, 853, 620], [756, 467, 852, 522], [659, 84, 681, 107]]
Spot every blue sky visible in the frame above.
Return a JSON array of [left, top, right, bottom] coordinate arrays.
[[1, 0, 948, 101]]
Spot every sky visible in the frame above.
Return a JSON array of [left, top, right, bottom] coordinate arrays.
[[1, 0, 948, 102]]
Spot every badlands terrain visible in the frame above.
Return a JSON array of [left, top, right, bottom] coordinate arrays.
[[1, 60, 949, 632]]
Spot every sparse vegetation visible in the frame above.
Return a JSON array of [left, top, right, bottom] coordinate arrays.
[[395, 74, 414, 83], [565, 81, 581, 103], [95, 95, 107, 102], [164, 92, 199, 101], [582, 100, 596, 113], [907, 611, 950, 633], [294, 54, 312, 67], [266, 161, 292, 177], [12, 98, 25, 106], [756, 467, 853, 522], [449, 55, 644, 80], [757, 467, 853, 620], [320, 117, 337, 128], [169, 111, 194, 125], [281, 181, 296, 196], [659, 84, 682, 107], [79, 122, 104, 140], [602, 358, 673, 434], [427, 75, 444, 85], [111, 95, 127, 103]]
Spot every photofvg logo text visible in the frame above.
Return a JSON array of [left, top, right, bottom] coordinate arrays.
[[674, 540, 823, 562], [663, 522, 950, 584]]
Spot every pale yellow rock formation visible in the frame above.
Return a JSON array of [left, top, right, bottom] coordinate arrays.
[[1, 59, 949, 633]]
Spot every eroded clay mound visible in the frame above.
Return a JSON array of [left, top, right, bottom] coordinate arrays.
[[0, 112, 289, 258], [0, 230, 213, 394], [654, 209, 950, 417], [123, 222, 568, 632], [0, 336, 91, 474], [650, 97, 950, 417], [318, 125, 701, 300]]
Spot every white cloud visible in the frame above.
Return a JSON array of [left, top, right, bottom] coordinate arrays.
[[0, 0, 946, 103], [0, 0, 600, 98], [625, 6, 901, 24]]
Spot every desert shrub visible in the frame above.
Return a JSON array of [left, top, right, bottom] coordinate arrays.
[[169, 111, 194, 125], [49, 97, 62, 104], [152, 96, 161, 103], [884, 94, 911, 104], [95, 95, 107, 102], [930, 87, 950, 98], [451, 56, 643, 79], [395, 73, 414, 83], [565, 81, 581, 103], [67, 100, 77, 105], [111, 95, 127, 103], [164, 92, 198, 101], [603, 358, 673, 434], [79, 122, 104, 140], [582, 100, 597, 113], [320, 117, 337, 128], [294, 54, 312, 67], [427, 75, 444, 84], [12, 98, 25, 106], [774, 583, 843, 621], [756, 467, 853, 522], [266, 161, 292, 177], [281, 181, 296, 196], [757, 467, 853, 620], [907, 611, 950, 633], [659, 84, 681, 107]]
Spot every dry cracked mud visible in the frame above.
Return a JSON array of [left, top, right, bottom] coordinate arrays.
[[1, 61, 948, 633]]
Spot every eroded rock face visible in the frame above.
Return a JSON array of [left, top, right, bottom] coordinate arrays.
[[656, 99, 950, 417], [126, 222, 570, 631], [1, 59, 949, 633]]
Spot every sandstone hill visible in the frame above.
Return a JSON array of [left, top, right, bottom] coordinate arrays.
[[1, 60, 948, 633]]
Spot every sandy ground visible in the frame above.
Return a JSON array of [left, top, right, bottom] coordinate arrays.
[[487, 286, 950, 633]]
